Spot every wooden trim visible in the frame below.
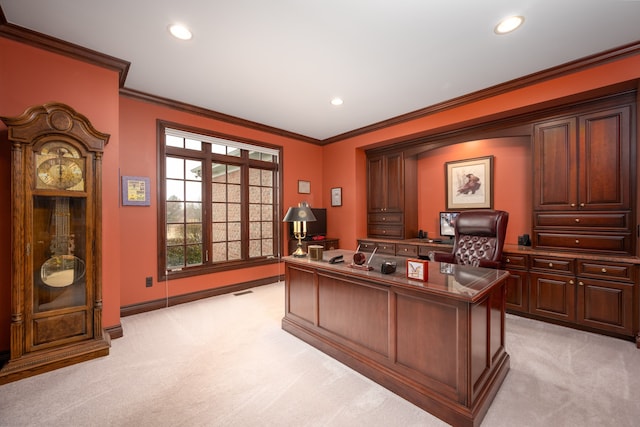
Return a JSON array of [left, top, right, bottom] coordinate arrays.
[[323, 42, 640, 145], [0, 18, 130, 87], [121, 88, 320, 145], [105, 324, 123, 340], [119, 275, 283, 318]]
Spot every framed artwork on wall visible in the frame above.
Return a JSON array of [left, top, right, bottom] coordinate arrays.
[[298, 180, 310, 194], [331, 187, 342, 206], [122, 175, 150, 206], [445, 156, 493, 210]]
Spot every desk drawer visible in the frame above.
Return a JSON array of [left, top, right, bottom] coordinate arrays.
[[534, 232, 631, 254], [368, 224, 403, 239]]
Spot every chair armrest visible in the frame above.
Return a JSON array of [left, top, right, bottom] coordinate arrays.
[[432, 252, 455, 263], [478, 259, 501, 269]]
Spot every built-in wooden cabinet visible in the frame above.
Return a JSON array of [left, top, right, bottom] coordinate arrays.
[[287, 238, 339, 256], [500, 252, 529, 314], [532, 95, 635, 254], [361, 90, 639, 347], [366, 151, 417, 239], [503, 248, 637, 341]]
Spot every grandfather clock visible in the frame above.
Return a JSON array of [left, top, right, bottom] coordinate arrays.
[[0, 103, 110, 384]]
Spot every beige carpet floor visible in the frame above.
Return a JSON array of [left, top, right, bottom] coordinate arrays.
[[1, 281, 639, 427]]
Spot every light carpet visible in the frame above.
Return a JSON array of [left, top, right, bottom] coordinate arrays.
[[0, 281, 639, 427]]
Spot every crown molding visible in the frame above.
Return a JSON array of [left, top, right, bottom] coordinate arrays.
[[0, 11, 130, 88]]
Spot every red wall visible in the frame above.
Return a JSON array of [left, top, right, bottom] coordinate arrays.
[[0, 38, 122, 349], [1, 32, 640, 354], [118, 97, 324, 306], [324, 55, 640, 250]]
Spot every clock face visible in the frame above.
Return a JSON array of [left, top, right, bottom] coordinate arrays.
[[37, 158, 83, 190], [35, 142, 85, 191], [407, 259, 428, 281]]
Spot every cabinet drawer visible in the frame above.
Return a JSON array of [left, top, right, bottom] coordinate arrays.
[[368, 212, 403, 224], [368, 224, 404, 239], [577, 260, 635, 283], [395, 244, 418, 257], [357, 240, 377, 252], [375, 243, 396, 255], [535, 212, 630, 229], [534, 232, 631, 254], [531, 256, 575, 273], [501, 253, 528, 270]]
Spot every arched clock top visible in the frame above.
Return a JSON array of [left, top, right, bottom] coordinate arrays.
[[1, 102, 109, 152]]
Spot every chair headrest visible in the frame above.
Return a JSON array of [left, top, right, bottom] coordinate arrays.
[[455, 210, 508, 236]]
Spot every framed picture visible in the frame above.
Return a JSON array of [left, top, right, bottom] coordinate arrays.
[[331, 187, 342, 206], [122, 176, 150, 206], [407, 259, 429, 281], [445, 156, 493, 210], [298, 180, 310, 194]]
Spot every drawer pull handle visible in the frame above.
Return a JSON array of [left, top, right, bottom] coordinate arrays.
[[571, 203, 576, 207], [404, 248, 408, 252], [580, 203, 585, 207], [575, 218, 580, 223], [578, 281, 584, 286], [548, 263, 553, 268], [569, 280, 574, 285], [601, 268, 607, 273], [506, 258, 511, 263], [575, 240, 580, 244]]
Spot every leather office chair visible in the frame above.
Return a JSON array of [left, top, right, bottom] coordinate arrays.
[[432, 210, 509, 269]]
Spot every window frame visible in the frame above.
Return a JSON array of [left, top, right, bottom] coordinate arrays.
[[157, 120, 283, 281]]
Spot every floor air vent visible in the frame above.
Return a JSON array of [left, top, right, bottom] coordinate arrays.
[[233, 290, 253, 296]]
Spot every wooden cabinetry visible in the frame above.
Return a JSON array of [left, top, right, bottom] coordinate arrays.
[[500, 252, 529, 314], [366, 151, 417, 239], [509, 247, 637, 340], [288, 238, 339, 255], [532, 96, 635, 254]]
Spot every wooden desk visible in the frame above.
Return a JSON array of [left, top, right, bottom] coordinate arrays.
[[282, 250, 510, 427]]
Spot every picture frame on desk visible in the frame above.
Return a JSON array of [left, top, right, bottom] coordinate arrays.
[[445, 156, 493, 209]]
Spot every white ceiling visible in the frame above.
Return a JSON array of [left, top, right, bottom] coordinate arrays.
[[2, 1, 640, 141]]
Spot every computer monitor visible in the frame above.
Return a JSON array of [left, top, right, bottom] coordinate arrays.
[[439, 212, 459, 238]]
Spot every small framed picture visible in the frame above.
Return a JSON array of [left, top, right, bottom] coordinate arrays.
[[331, 187, 342, 207], [122, 176, 150, 206], [298, 180, 310, 194], [407, 259, 429, 281]]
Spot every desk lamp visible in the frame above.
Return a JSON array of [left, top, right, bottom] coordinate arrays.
[[283, 202, 317, 257]]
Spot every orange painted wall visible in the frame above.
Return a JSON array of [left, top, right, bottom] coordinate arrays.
[[323, 54, 640, 250], [1, 31, 640, 355], [0, 37, 122, 350], [416, 137, 531, 243], [118, 97, 323, 306]]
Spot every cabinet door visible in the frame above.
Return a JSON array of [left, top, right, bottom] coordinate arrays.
[[578, 106, 631, 210], [367, 156, 386, 211], [576, 278, 633, 336], [533, 118, 577, 210], [367, 153, 404, 212], [529, 272, 576, 322], [384, 152, 404, 212], [504, 270, 528, 314]]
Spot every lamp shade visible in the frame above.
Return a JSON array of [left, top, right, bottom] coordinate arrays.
[[283, 205, 317, 223]]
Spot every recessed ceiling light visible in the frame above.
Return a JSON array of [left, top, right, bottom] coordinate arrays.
[[331, 97, 343, 106], [169, 24, 193, 40], [494, 16, 524, 35]]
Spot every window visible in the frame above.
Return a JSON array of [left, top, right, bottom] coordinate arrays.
[[158, 121, 282, 280]]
